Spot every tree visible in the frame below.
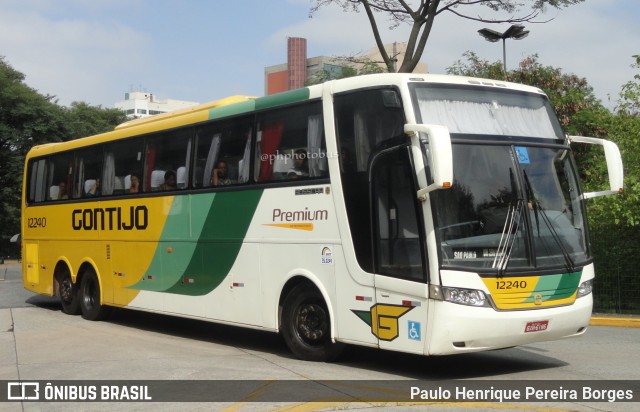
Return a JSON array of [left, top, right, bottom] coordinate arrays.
[[65, 101, 127, 140], [617, 54, 640, 116], [310, 0, 583, 73], [586, 56, 640, 313], [597, 54, 640, 227], [0, 57, 127, 254], [0, 57, 68, 244]]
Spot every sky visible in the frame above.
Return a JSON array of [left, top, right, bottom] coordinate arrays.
[[1, 0, 638, 111]]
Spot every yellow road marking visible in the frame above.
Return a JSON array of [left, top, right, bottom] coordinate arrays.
[[590, 316, 640, 328]]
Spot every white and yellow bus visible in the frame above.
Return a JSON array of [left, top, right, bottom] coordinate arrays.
[[22, 73, 623, 361]]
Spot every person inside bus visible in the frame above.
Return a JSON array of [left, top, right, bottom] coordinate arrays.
[[58, 181, 69, 199], [210, 160, 234, 186], [129, 174, 140, 193], [287, 149, 309, 179], [159, 170, 177, 191]]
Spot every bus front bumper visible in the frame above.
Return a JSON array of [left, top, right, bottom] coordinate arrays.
[[426, 295, 592, 355]]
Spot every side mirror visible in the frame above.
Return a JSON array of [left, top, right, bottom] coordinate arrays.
[[568, 136, 624, 199], [404, 124, 453, 200]]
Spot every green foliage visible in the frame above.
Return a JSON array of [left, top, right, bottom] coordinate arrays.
[[447, 51, 505, 80], [587, 56, 640, 228], [65, 101, 127, 140], [0, 57, 127, 248], [616, 55, 640, 116], [0, 57, 68, 241]]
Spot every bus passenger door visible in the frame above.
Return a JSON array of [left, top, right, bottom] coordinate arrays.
[[371, 146, 429, 355]]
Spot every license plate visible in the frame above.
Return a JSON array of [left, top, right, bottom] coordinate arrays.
[[525, 320, 549, 333]]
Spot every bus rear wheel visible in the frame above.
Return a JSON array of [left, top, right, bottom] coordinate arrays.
[[79, 268, 111, 321], [58, 269, 80, 315], [281, 283, 344, 362]]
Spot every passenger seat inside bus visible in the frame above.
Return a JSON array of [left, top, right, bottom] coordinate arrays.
[[150, 170, 165, 191], [113, 176, 124, 194], [49, 185, 60, 200], [84, 179, 97, 197], [272, 154, 293, 180], [176, 166, 187, 189]]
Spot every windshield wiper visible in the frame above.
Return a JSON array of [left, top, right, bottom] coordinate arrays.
[[492, 198, 524, 276], [523, 171, 575, 273], [492, 168, 524, 276]]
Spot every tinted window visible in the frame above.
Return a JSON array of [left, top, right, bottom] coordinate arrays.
[[254, 102, 326, 182], [145, 129, 192, 192], [334, 88, 405, 272], [102, 139, 144, 195], [74, 148, 103, 198], [194, 117, 252, 188]]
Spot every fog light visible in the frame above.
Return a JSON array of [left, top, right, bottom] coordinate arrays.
[[577, 279, 593, 298], [442, 287, 489, 307]]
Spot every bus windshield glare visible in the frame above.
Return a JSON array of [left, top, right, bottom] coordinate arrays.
[[412, 84, 588, 273]]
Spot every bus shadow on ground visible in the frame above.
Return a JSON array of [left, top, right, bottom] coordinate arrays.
[[337, 345, 567, 379], [29, 300, 568, 380], [23, 294, 60, 310], [108, 306, 570, 380]]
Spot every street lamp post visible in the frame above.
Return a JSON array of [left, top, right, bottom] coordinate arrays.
[[478, 24, 530, 76]]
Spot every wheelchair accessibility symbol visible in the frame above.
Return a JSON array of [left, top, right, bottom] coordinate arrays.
[[408, 320, 421, 341], [515, 146, 530, 164]]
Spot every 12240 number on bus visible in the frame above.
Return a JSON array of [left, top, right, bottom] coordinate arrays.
[[28, 217, 47, 228], [496, 280, 527, 290]]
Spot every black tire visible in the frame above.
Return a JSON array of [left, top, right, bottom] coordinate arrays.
[[281, 283, 344, 362], [57, 269, 81, 315], [79, 267, 111, 321]]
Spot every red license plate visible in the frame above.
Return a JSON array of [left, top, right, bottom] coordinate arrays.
[[525, 320, 549, 333]]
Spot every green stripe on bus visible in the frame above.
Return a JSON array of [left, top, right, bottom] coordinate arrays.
[[523, 271, 581, 303], [132, 190, 263, 295], [132, 194, 216, 292], [208, 100, 256, 120], [207, 89, 310, 120], [164, 189, 263, 295], [255, 88, 310, 111]]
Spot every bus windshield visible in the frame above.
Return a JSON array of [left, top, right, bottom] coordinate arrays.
[[411, 84, 588, 273], [412, 84, 565, 139], [426, 141, 588, 273]]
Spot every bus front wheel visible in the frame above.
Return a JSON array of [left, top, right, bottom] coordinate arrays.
[[58, 269, 80, 315], [281, 283, 343, 362], [79, 268, 111, 321]]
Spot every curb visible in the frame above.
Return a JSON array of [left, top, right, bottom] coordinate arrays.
[[590, 317, 640, 328]]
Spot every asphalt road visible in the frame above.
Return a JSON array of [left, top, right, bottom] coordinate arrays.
[[1, 261, 639, 412]]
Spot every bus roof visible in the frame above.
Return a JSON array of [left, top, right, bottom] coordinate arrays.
[[25, 73, 547, 159], [115, 95, 256, 130]]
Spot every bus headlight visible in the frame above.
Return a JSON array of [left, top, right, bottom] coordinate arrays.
[[577, 279, 593, 298], [442, 287, 489, 307]]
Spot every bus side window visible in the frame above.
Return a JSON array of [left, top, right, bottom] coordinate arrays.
[[145, 129, 192, 191], [74, 148, 103, 199], [29, 152, 74, 203], [28, 159, 47, 203], [103, 139, 144, 195], [195, 117, 252, 188], [254, 101, 325, 183]]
